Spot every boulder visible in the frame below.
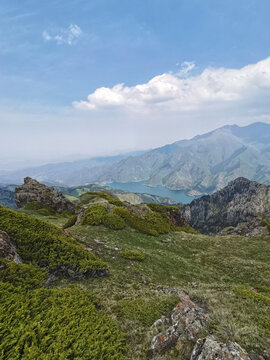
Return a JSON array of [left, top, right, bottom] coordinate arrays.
[[14, 177, 75, 214], [150, 290, 207, 355], [190, 336, 252, 360], [0, 230, 22, 263]]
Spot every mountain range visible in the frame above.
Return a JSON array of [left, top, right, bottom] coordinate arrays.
[[1, 122, 269, 193]]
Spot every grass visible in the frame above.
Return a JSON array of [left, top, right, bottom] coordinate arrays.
[[67, 225, 270, 358]]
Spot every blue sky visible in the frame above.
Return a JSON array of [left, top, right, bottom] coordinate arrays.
[[1, 0, 270, 168]]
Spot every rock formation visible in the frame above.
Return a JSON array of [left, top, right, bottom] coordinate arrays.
[[0, 230, 22, 263], [150, 288, 208, 355], [179, 177, 270, 235], [190, 336, 252, 360], [14, 177, 75, 214]]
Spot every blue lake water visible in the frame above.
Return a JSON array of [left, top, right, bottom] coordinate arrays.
[[107, 181, 201, 204]]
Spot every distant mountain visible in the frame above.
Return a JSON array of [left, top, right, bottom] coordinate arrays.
[[0, 151, 146, 186], [0, 185, 17, 209], [96, 122, 270, 192], [1, 122, 269, 192], [179, 177, 270, 235]]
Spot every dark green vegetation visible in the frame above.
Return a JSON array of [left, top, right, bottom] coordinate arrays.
[[80, 191, 124, 206], [79, 194, 191, 236], [0, 280, 125, 359], [0, 205, 107, 274], [0, 206, 126, 359]]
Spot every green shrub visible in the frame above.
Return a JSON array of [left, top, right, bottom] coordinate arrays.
[[144, 212, 170, 234], [0, 284, 126, 359], [113, 207, 167, 236], [81, 204, 107, 226], [114, 295, 179, 327], [80, 191, 124, 206], [103, 213, 125, 230], [147, 203, 180, 216], [0, 206, 107, 273], [120, 250, 145, 261], [0, 259, 48, 290], [63, 214, 78, 229]]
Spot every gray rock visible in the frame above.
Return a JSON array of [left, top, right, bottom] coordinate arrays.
[[179, 177, 270, 235], [0, 230, 22, 263], [190, 336, 251, 360], [14, 177, 75, 214], [150, 290, 207, 355]]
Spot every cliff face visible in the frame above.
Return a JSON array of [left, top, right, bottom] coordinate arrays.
[[14, 177, 75, 214], [179, 177, 270, 235]]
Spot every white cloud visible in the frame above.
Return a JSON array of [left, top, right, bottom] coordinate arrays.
[[73, 57, 270, 116], [176, 61, 195, 77], [42, 24, 82, 45]]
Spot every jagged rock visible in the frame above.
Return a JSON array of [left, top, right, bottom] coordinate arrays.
[[0, 230, 22, 263], [190, 336, 252, 360], [150, 290, 207, 355], [219, 217, 268, 236], [179, 177, 270, 235], [14, 177, 75, 214]]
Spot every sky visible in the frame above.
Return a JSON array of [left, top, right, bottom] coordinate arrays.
[[1, 0, 270, 169]]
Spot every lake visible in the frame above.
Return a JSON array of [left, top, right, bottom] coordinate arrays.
[[107, 181, 201, 204]]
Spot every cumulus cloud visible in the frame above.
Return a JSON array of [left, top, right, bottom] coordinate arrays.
[[73, 57, 270, 117], [42, 24, 82, 45]]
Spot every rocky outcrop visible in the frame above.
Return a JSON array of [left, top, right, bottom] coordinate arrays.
[[190, 336, 252, 360], [0, 230, 22, 263], [179, 177, 270, 235], [150, 288, 208, 355], [14, 177, 75, 214]]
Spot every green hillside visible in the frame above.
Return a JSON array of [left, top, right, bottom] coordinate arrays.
[[0, 196, 270, 359]]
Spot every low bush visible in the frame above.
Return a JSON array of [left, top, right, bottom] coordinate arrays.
[[0, 284, 126, 359], [147, 203, 180, 216], [80, 191, 124, 206], [81, 204, 107, 226], [103, 213, 125, 230], [0, 206, 107, 273], [114, 295, 179, 327], [0, 259, 48, 290], [113, 206, 169, 236], [120, 249, 145, 261], [63, 214, 78, 229]]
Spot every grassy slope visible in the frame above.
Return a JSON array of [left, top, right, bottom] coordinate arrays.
[[16, 209, 270, 359], [68, 225, 270, 359]]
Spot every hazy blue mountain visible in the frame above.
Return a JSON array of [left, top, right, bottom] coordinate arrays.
[[0, 185, 17, 209], [96, 122, 270, 192], [0, 151, 146, 186], [0, 122, 269, 192]]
